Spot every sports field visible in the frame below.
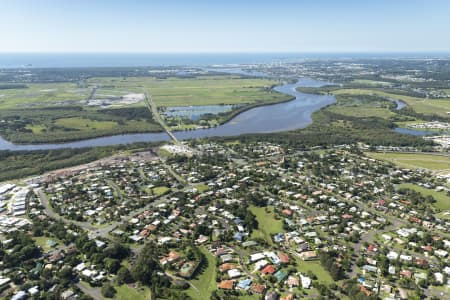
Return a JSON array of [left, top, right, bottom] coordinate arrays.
[[366, 152, 450, 171]]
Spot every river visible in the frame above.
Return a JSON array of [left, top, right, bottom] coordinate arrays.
[[0, 78, 335, 151]]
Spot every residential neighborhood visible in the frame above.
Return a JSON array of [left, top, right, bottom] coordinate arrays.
[[0, 140, 449, 299]]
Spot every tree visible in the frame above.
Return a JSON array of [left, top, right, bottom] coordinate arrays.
[[131, 242, 167, 287], [104, 243, 130, 260], [117, 266, 134, 284], [59, 267, 75, 283], [104, 258, 121, 274], [101, 283, 116, 298]]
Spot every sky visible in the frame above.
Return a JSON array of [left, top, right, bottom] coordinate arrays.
[[0, 0, 449, 53]]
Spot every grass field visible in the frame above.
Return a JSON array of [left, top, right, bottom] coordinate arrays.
[[332, 88, 450, 118], [186, 246, 217, 300], [366, 152, 450, 171], [397, 183, 450, 211], [114, 284, 151, 300], [324, 94, 396, 119], [151, 186, 170, 196], [89, 76, 291, 107], [195, 184, 209, 193], [294, 258, 334, 284], [249, 205, 284, 245], [0, 82, 90, 109], [55, 117, 118, 130]]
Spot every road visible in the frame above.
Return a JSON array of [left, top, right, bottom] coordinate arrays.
[[144, 92, 179, 144], [36, 188, 97, 232], [76, 282, 104, 300]]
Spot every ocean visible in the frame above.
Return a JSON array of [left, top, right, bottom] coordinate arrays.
[[0, 52, 448, 68]]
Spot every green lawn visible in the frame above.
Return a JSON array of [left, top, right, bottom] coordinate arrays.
[[152, 186, 170, 196], [186, 246, 217, 300], [366, 152, 450, 171], [33, 236, 58, 252], [249, 205, 284, 245], [294, 258, 334, 285], [114, 284, 151, 300], [195, 184, 209, 193], [398, 183, 450, 211]]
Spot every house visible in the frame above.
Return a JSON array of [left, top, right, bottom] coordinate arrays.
[[221, 254, 233, 263], [362, 265, 377, 273], [219, 263, 237, 272], [300, 274, 312, 288], [265, 291, 279, 300], [400, 270, 412, 278], [399, 254, 412, 262], [287, 276, 299, 287], [237, 278, 252, 290], [234, 232, 244, 241], [298, 250, 317, 260], [367, 244, 377, 252], [228, 269, 241, 279], [11, 291, 27, 300], [387, 251, 399, 260], [0, 277, 10, 288], [251, 283, 266, 294], [274, 270, 287, 282], [218, 280, 234, 290], [388, 265, 396, 275], [278, 252, 290, 264], [273, 233, 284, 243], [359, 285, 372, 297], [435, 249, 448, 257], [261, 265, 276, 275], [250, 253, 265, 262], [254, 259, 269, 271], [28, 286, 39, 296], [265, 251, 281, 264], [434, 272, 444, 284]]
